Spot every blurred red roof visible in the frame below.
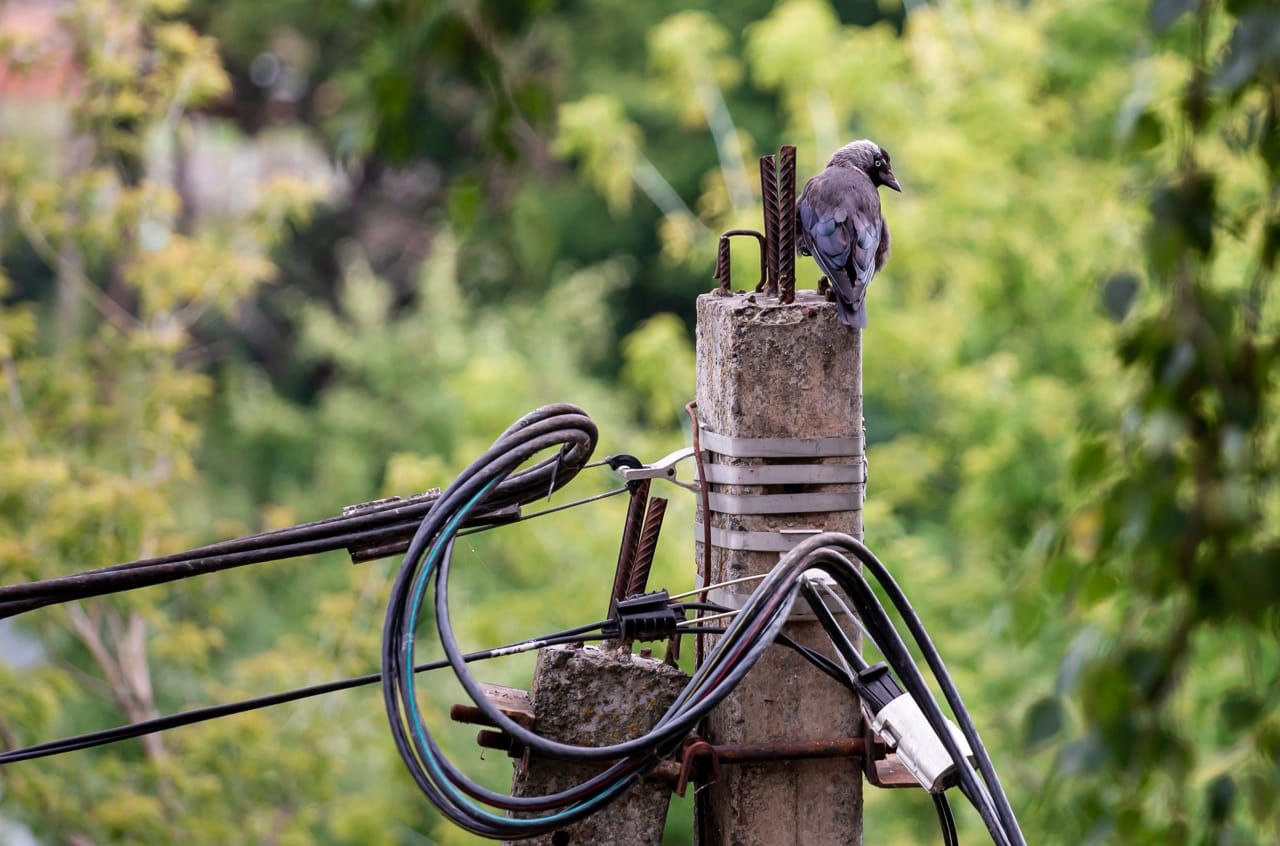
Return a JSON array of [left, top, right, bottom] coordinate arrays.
[[0, 1, 78, 101]]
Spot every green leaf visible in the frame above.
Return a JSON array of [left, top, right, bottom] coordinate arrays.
[[1024, 696, 1066, 748], [1206, 774, 1237, 824], [1130, 110, 1165, 151], [1148, 0, 1197, 34], [1101, 272, 1141, 322], [1219, 690, 1264, 732], [1214, 10, 1280, 93], [1261, 102, 1280, 175], [1263, 216, 1280, 270]]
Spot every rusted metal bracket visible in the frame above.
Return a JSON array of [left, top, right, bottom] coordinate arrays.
[[675, 737, 722, 797], [450, 683, 536, 759], [862, 715, 922, 789], [709, 143, 800, 300], [451, 689, 919, 789], [671, 734, 918, 796], [712, 229, 767, 295]]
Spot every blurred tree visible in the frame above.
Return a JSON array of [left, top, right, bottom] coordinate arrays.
[[0, 2, 410, 843], [1040, 0, 1280, 841]]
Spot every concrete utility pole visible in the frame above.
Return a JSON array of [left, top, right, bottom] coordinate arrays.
[[694, 290, 864, 845]]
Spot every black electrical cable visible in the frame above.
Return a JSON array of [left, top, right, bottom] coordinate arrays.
[[0, 404, 606, 619], [829, 557, 1008, 844], [0, 617, 846, 770], [383, 411, 1022, 842], [836, 539, 1025, 846], [691, 533, 1015, 846], [799, 578, 871, 674], [799, 542, 1015, 846], [802, 574, 964, 846], [683, 601, 855, 691], [0, 622, 610, 766], [935, 792, 960, 846]]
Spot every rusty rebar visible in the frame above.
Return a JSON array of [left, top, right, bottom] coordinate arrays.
[[625, 497, 667, 599], [685, 401, 711, 671], [671, 736, 879, 796], [776, 144, 798, 303], [713, 234, 733, 294], [712, 737, 874, 764], [712, 229, 767, 294], [607, 480, 650, 619], [758, 154, 780, 296]]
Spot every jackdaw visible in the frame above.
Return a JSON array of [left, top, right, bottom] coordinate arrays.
[[797, 140, 901, 328]]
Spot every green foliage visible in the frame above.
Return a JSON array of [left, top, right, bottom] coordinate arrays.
[[554, 95, 644, 215], [1039, 0, 1280, 840]]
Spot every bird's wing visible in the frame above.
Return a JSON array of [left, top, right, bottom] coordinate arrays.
[[798, 171, 882, 328], [874, 215, 891, 272]]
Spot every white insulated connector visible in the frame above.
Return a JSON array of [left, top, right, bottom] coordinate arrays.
[[870, 693, 975, 793]]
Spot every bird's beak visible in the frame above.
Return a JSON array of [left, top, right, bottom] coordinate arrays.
[[882, 169, 902, 193]]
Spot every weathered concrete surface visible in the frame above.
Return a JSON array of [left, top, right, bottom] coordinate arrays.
[[695, 290, 863, 846], [504, 644, 689, 846]]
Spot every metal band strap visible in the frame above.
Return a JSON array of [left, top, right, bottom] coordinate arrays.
[[698, 428, 863, 459], [698, 462, 864, 486], [693, 522, 821, 552], [706, 491, 862, 515]]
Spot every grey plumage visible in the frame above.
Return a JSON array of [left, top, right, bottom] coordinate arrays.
[[797, 139, 900, 328]]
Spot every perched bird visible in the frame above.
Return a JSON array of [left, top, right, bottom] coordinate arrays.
[[797, 140, 901, 328]]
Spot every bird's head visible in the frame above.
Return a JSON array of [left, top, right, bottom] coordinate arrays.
[[828, 140, 902, 193]]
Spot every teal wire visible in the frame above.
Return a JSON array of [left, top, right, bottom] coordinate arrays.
[[400, 479, 631, 828]]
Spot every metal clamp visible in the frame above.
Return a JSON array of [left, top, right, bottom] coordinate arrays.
[[615, 447, 700, 492]]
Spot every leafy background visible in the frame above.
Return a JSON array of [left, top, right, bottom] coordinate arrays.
[[0, 0, 1276, 843]]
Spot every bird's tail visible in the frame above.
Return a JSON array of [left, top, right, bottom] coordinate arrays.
[[837, 285, 868, 329]]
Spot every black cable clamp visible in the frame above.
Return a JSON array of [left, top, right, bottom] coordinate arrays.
[[604, 590, 686, 642]]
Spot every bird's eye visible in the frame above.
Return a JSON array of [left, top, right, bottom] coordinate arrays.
[[874, 158, 883, 168]]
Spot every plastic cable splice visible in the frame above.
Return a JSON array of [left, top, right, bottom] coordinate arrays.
[[871, 693, 975, 794]]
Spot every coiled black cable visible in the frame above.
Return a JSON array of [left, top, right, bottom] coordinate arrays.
[[382, 404, 810, 838], [379, 406, 1017, 843]]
